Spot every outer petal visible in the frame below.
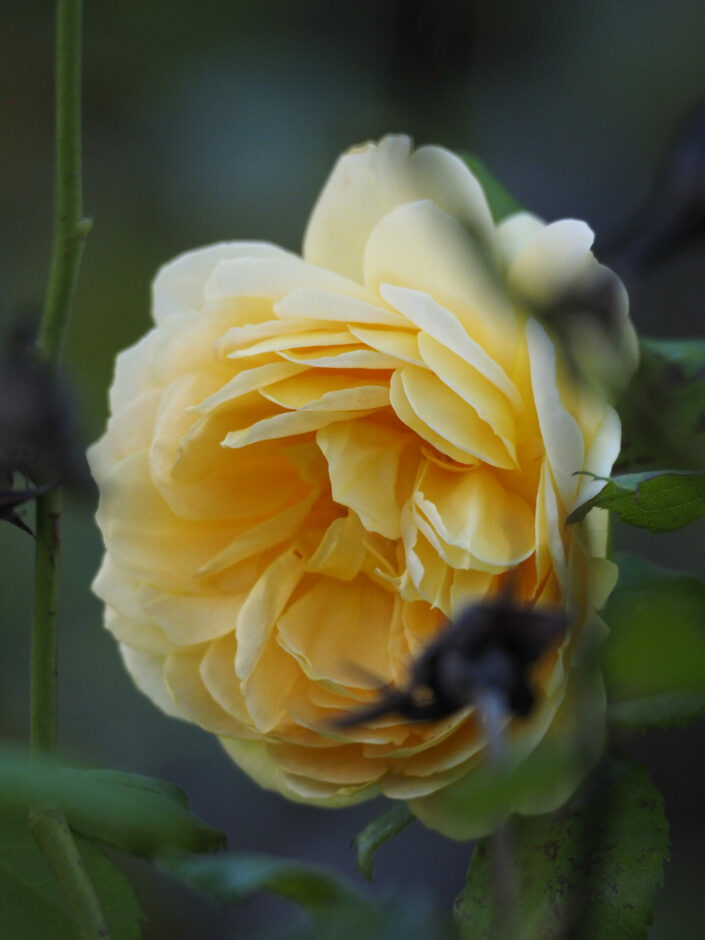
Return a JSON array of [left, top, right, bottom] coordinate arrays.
[[153, 242, 291, 323], [219, 738, 377, 807], [365, 202, 518, 370], [506, 220, 639, 393], [507, 219, 595, 307], [304, 135, 496, 284], [526, 318, 585, 509], [408, 663, 605, 839]]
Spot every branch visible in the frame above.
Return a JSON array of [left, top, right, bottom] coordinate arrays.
[[30, 2, 107, 937]]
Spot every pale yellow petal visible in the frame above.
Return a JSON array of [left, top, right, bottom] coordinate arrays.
[[227, 328, 357, 360], [235, 547, 306, 679], [450, 569, 495, 618], [364, 202, 517, 367], [414, 463, 535, 570], [205, 255, 371, 304], [197, 491, 317, 577], [274, 287, 406, 326], [280, 345, 401, 370], [108, 329, 162, 415], [417, 332, 518, 461], [380, 285, 521, 406], [95, 451, 235, 591], [304, 134, 495, 283], [317, 417, 418, 540], [305, 512, 368, 581], [222, 409, 367, 450], [200, 633, 252, 725], [495, 212, 545, 272], [273, 742, 387, 785], [277, 576, 393, 688], [241, 635, 304, 733], [119, 645, 184, 720], [526, 318, 585, 507], [193, 360, 308, 414], [106, 388, 162, 461], [164, 650, 255, 737], [348, 325, 424, 366], [259, 373, 388, 410], [153, 241, 291, 322], [571, 405, 621, 512], [398, 366, 517, 469], [389, 370, 478, 466], [105, 608, 174, 656], [507, 219, 595, 308]]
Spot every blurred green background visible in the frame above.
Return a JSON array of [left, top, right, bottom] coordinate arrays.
[[2, 1, 705, 935]]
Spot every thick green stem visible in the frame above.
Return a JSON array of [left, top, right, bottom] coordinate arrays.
[[29, 2, 107, 937], [29, 811, 110, 940]]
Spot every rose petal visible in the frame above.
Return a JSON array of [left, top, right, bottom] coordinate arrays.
[[164, 650, 254, 737], [119, 645, 184, 720], [205, 255, 372, 304], [526, 318, 585, 508], [274, 287, 406, 326], [365, 202, 517, 369], [235, 547, 306, 680], [317, 417, 419, 540], [397, 366, 517, 469], [380, 284, 521, 406], [348, 325, 424, 366], [153, 241, 291, 322], [304, 134, 495, 283], [277, 576, 393, 688]]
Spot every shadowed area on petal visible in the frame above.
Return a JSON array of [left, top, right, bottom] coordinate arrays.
[[317, 417, 419, 540], [365, 202, 517, 368], [277, 575, 394, 688], [396, 366, 517, 469], [414, 462, 535, 571]]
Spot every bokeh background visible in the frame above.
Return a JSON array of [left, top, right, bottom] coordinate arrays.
[[2, 0, 705, 935]]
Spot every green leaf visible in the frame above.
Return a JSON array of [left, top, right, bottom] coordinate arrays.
[[617, 338, 705, 471], [163, 852, 367, 919], [567, 470, 705, 532], [601, 554, 705, 727], [354, 803, 414, 880], [0, 810, 144, 939], [454, 759, 669, 940], [163, 853, 447, 940], [0, 744, 224, 858], [462, 154, 522, 223]]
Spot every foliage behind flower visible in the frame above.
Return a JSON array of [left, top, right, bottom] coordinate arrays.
[[89, 136, 637, 837]]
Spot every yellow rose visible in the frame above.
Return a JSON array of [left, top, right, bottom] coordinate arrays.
[[89, 136, 637, 838]]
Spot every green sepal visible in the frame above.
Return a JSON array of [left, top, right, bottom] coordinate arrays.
[[462, 154, 523, 222]]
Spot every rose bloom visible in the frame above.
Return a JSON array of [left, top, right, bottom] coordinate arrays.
[[89, 136, 637, 838]]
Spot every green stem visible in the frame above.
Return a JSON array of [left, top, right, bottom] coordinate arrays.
[[31, 488, 62, 752], [38, 0, 92, 364], [29, 2, 107, 937], [29, 811, 109, 940]]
